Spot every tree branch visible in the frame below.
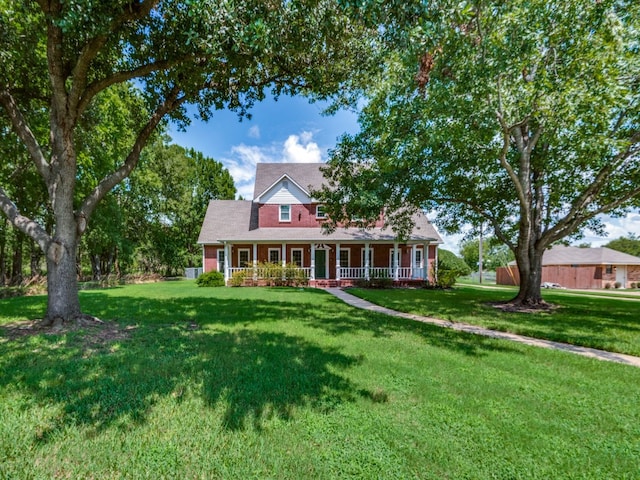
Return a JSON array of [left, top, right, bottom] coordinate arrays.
[[77, 57, 190, 115], [560, 130, 640, 228], [0, 90, 51, 182], [45, 2, 68, 119], [0, 186, 51, 253], [495, 111, 528, 212], [77, 86, 187, 225], [540, 158, 640, 247], [69, 0, 160, 114]]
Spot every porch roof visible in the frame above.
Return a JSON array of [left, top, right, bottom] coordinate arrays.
[[197, 200, 443, 245]]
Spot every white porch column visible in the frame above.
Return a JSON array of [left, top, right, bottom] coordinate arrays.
[[310, 243, 316, 280], [365, 242, 370, 280], [434, 245, 438, 284], [336, 243, 341, 281], [412, 244, 417, 279], [253, 243, 258, 281], [224, 242, 230, 283], [393, 242, 399, 281], [424, 243, 429, 282], [282, 242, 287, 280]]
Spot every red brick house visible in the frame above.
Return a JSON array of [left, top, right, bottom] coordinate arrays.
[[198, 163, 443, 287], [496, 245, 640, 289]]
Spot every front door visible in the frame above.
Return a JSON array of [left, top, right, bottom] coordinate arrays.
[[616, 265, 627, 288], [315, 250, 327, 279]]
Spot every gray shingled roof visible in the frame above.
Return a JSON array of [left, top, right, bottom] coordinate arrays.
[[541, 245, 640, 265], [253, 163, 327, 200], [197, 199, 443, 244]]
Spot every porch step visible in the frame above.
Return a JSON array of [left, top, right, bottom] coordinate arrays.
[[313, 280, 339, 288]]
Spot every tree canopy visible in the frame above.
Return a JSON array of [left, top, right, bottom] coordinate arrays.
[[460, 236, 514, 272], [318, 0, 640, 306], [604, 234, 640, 258]]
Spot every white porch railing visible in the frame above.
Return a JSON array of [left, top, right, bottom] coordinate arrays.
[[228, 266, 426, 281], [228, 267, 312, 279], [338, 267, 427, 280]]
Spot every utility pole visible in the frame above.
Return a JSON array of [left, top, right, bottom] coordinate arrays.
[[478, 226, 483, 284]]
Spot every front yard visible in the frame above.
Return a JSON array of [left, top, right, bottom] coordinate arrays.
[[348, 284, 640, 356], [1, 282, 639, 478]]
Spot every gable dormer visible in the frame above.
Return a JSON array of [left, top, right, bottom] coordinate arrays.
[[254, 174, 312, 205]]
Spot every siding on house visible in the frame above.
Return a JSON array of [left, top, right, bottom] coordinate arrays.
[[259, 178, 311, 205]]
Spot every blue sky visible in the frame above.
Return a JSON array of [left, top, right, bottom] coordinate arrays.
[[169, 95, 640, 254]]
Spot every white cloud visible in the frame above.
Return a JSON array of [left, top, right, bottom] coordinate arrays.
[[223, 144, 275, 199], [221, 131, 325, 199], [583, 212, 640, 246], [283, 132, 322, 163], [248, 125, 260, 139]]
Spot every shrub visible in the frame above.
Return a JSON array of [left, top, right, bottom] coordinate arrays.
[[631, 282, 637, 289], [604, 283, 611, 289], [230, 270, 246, 287], [196, 270, 225, 287], [431, 249, 472, 288], [614, 281, 622, 289], [256, 262, 308, 287]]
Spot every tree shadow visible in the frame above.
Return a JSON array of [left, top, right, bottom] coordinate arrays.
[[0, 287, 524, 442], [342, 287, 640, 354], [0, 322, 366, 439]]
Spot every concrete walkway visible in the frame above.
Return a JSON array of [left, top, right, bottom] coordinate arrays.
[[326, 288, 640, 368]]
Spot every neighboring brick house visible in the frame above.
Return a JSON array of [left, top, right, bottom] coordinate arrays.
[[197, 162, 443, 287], [496, 245, 640, 289]]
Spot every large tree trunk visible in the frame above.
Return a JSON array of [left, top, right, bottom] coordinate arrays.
[[45, 236, 81, 323], [511, 246, 545, 306], [44, 119, 84, 323]]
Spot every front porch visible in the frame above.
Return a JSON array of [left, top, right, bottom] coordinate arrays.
[[203, 241, 437, 287]]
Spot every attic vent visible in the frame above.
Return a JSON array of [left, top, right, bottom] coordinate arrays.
[[282, 180, 289, 188]]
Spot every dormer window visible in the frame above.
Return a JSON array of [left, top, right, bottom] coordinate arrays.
[[316, 204, 327, 219], [279, 204, 291, 222]]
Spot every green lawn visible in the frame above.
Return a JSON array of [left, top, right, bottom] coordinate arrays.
[[348, 285, 640, 357], [1, 281, 639, 478]]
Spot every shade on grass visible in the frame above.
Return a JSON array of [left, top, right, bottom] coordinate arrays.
[[1, 282, 639, 478], [348, 285, 640, 357]]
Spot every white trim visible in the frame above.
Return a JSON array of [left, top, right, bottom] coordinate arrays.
[[268, 248, 281, 264], [255, 174, 311, 203], [238, 248, 250, 268], [363, 244, 372, 281], [253, 243, 258, 281], [217, 248, 225, 273], [291, 248, 304, 267], [224, 243, 230, 282], [361, 247, 374, 268], [392, 243, 399, 281], [316, 204, 327, 219], [279, 204, 291, 222], [338, 247, 350, 268]]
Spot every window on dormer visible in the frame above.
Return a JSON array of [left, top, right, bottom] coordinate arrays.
[[279, 204, 291, 222]]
